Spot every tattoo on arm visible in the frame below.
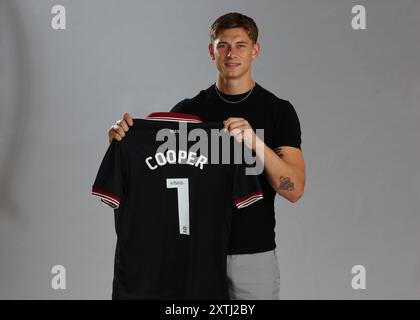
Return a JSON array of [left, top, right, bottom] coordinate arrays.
[[274, 148, 295, 192], [278, 176, 294, 191]]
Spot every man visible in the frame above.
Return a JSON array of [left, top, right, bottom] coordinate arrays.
[[108, 12, 306, 299]]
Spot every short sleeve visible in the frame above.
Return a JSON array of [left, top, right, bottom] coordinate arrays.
[[232, 164, 263, 209], [91, 140, 125, 209], [273, 100, 302, 150]]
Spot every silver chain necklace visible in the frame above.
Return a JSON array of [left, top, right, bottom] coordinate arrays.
[[214, 84, 255, 104]]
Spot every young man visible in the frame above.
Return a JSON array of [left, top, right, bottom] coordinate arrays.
[[108, 12, 306, 299]]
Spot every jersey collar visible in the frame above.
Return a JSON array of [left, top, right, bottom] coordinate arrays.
[[146, 112, 203, 123]]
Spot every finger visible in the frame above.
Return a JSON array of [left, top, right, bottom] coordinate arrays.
[[108, 127, 123, 143], [233, 132, 244, 143], [123, 113, 133, 126], [242, 126, 255, 137], [229, 128, 243, 140], [223, 117, 243, 129], [227, 125, 251, 139], [229, 127, 244, 139], [112, 124, 126, 138], [229, 126, 255, 147], [223, 119, 229, 130], [227, 121, 249, 132], [226, 118, 248, 131], [224, 120, 240, 131], [116, 119, 129, 132]]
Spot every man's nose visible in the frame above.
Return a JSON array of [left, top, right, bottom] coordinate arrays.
[[227, 47, 238, 57]]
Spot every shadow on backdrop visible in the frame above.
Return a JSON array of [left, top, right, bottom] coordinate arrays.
[[0, 0, 32, 218]]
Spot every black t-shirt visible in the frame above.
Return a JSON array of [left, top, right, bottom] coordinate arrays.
[[91, 112, 263, 299], [171, 83, 302, 254]]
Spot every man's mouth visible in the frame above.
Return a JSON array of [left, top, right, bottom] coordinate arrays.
[[225, 62, 241, 68]]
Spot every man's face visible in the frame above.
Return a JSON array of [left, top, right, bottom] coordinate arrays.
[[209, 27, 260, 81]]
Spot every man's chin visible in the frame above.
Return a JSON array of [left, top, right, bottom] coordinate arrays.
[[221, 72, 244, 80]]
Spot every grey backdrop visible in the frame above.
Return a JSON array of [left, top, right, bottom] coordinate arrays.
[[1, 0, 419, 299]]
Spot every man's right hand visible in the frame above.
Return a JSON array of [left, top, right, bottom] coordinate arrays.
[[108, 113, 133, 143]]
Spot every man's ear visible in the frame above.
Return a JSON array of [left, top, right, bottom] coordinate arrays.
[[208, 43, 215, 60], [252, 42, 260, 59]]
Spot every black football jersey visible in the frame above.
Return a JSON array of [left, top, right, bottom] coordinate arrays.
[[91, 112, 263, 299]]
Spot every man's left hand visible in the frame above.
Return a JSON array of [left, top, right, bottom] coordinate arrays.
[[223, 117, 258, 150]]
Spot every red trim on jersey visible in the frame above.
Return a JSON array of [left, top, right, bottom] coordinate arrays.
[[234, 191, 263, 205], [146, 112, 203, 123], [92, 187, 121, 209], [101, 198, 118, 209], [234, 191, 263, 209]]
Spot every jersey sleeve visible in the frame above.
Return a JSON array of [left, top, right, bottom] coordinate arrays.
[[91, 140, 125, 209], [232, 164, 263, 209], [273, 100, 302, 150]]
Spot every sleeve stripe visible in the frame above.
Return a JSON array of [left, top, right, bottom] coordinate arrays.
[[92, 192, 120, 208], [100, 198, 118, 209], [234, 191, 263, 206], [146, 112, 203, 123], [92, 187, 121, 202], [234, 192, 263, 209], [92, 191, 120, 205], [145, 117, 202, 123], [237, 195, 263, 209], [92, 187, 120, 209]]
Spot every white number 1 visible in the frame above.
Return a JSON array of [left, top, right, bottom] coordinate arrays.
[[166, 178, 190, 235]]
